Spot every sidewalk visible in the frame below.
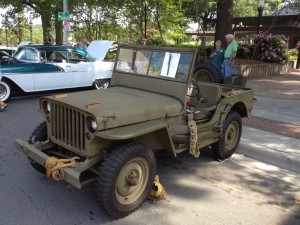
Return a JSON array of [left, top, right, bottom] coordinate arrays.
[[237, 69, 300, 173]]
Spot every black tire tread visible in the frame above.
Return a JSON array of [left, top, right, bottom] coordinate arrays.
[[28, 122, 48, 174], [212, 111, 242, 161], [193, 62, 223, 83], [96, 142, 156, 219]]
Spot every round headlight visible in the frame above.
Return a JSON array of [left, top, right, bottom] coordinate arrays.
[[86, 116, 98, 133], [42, 101, 51, 114], [47, 103, 51, 112], [91, 120, 97, 131]]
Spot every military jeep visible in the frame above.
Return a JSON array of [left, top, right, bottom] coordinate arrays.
[[15, 44, 254, 219]]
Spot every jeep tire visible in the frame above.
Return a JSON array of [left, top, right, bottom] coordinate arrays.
[[212, 111, 242, 161], [96, 142, 156, 218], [193, 62, 223, 83], [28, 122, 48, 174]]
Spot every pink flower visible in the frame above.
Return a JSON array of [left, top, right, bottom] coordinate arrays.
[[266, 33, 272, 39]]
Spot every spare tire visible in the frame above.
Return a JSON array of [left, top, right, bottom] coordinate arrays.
[[193, 62, 223, 84]]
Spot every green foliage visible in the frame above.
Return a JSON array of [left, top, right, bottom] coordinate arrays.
[[286, 49, 298, 61], [256, 34, 288, 63], [233, 0, 286, 17], [0, 0, 295, 47], [104, 51, 117, 61]]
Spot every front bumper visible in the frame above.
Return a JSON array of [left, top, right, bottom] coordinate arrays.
[[15, 139, 95, 189]]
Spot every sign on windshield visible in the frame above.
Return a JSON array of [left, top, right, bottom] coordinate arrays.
[[115, 48, 193, 82]]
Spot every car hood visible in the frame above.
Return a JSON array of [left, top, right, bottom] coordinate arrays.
[[46, 86, 183, 130], [86, 40, 117, 61]]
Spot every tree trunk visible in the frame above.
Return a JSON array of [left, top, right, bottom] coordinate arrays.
[[155, 1, 167, 46], [54, 19, 63, 45], [41, 13, 52, 43], [215, 0, 233, 48]]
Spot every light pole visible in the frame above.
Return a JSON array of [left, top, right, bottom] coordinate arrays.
[[257, 0, 265, 34], [29, 20, 33, 42], [63, 0, 69, 45], [5, 28, 8, 47], [143, 0, 148, 39]]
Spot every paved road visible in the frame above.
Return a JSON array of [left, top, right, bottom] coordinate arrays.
[[1, 95, 300, 225]]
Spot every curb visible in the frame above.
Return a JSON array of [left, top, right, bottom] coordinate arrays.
[[237, 140, 300, 174]]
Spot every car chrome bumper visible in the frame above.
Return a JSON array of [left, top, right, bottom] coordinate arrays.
[[15, 139, 82, 189]]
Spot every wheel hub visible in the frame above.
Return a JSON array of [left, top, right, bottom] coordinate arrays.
[[115, 158, 149, 205], [194, 70, 213, 82], [0, 84, 7, 98], [125, 170, 139, 186], [225, 122, 239, 150]]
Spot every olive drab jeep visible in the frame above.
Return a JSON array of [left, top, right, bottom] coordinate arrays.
[[15, 44, 254, 219]]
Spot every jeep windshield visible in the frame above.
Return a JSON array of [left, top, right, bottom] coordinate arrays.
[[115, 47, 193, 82]]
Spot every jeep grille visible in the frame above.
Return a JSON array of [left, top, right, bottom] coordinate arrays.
[[49, 102, 86, 154]]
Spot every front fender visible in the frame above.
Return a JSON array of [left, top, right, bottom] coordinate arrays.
[[96, 119, 177, 156], [96, 119, 167, 140]]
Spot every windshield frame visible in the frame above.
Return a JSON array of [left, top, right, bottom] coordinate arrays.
[[114, 45, 195, 83]]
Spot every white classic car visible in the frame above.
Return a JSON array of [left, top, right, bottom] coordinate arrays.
[[0, 41, 116, 101]]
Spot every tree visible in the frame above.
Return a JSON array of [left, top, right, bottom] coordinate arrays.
[[183, 0, 217, 59], [215, 0, 233, 48], [0, 0, 80, 44]]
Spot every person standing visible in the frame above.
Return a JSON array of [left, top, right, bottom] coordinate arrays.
[[78, 39, 87, 50], [296, 41, 300, 69], [43, 28, 54, 45], [141, 38, 147, 46], [0, 69, 7, 112], [209, 40, 225, 70], [222, 34, 238, 81]]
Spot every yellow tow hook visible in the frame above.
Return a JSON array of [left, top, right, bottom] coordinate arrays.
[[149, 175, 166, 202]]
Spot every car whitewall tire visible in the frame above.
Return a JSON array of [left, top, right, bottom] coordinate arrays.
[[0, 80, 11, 102], [94, 79, 110, 89]]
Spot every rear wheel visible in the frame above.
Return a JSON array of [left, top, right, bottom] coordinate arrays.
[[0, 80, 12, 102], [96, 142, 156, 218], [28, 122, 48, 174], [193, 62, 223, 83], [212, 111, 242, 161], [94, 79, 110, 89]]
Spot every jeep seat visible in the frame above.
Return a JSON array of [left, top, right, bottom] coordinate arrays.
[[189, 82, 222, 120]]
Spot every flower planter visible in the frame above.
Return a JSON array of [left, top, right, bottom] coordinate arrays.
[[232, 61, 293, 79]]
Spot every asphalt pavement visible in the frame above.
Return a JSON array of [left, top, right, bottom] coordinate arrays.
[[1, 83, 300, 224], [237, 68, 300, 173], [1, 97, 300, 225]]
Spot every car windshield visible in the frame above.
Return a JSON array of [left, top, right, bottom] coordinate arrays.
[[14, 48, 39, 62], [115, 47, 193, 82], [58, 50, 94, 63]]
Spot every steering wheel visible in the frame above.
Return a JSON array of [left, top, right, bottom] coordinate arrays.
[[189, 79, 200, 97]]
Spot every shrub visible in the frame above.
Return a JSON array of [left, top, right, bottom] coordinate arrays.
[[287, 49, 298, 61], [255, 34, 288, 63]]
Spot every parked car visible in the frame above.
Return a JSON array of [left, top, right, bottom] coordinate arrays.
[[0, 51, 12, 64], [0, 42, 115, 102], [0, 46, 17, 56]]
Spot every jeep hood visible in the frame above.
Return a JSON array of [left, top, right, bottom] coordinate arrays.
[[46, 86, 183, 130]]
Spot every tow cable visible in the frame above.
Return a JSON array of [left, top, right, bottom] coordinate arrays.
[[45, 156, 79, 180]]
